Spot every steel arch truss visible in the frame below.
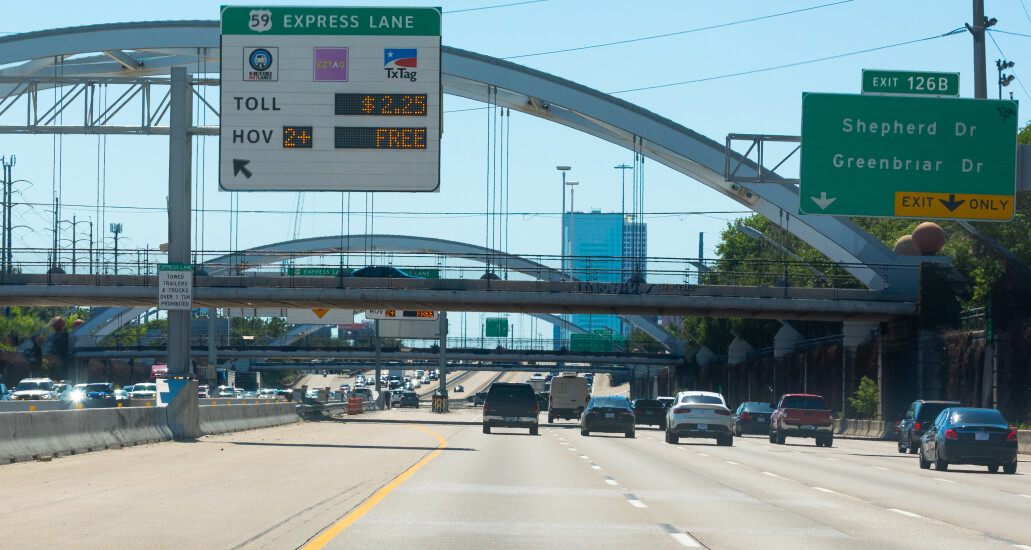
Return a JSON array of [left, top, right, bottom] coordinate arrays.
[[0, 22, 918, 289]]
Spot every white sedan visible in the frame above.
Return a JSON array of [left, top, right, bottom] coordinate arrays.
[[665, 391, 734, 446]]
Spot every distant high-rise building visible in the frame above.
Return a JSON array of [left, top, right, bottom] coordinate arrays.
[[554, 210, 647, 342]]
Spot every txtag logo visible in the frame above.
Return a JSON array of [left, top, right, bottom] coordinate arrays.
[[244, 47, 278, 81], [384, 48, 417, 82]]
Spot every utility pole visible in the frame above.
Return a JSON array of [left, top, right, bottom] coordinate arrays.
[[87, 220, 93, 275], [0, 155, 12, 274], [967, 0, 996, 99], [110, 222, 123, 274]]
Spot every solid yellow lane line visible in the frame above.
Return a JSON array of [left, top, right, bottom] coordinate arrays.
[[300, 424, 447, 550]]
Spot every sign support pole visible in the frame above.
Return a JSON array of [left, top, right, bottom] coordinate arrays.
[[438, 312, 448, 407], [167, 67, 192, 376], [374, 320, 382, 392]]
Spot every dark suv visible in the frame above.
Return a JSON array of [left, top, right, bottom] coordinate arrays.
[[898, 399, 960, 454], [482, 382, 539, 435]]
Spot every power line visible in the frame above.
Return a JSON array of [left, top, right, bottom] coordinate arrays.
[[608, 29, 965, 95], [502, 0, 854, 60], [445, 0, 546, 14], [989, 29, 1031, 38]]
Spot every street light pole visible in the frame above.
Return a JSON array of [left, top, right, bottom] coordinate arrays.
[[556, 165, 571, 277], [566, 180, 579, 279]]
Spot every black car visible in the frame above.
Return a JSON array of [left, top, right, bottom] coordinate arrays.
[[631, 399, 667, 428], [398, 391, 420, 408], [351, 266, 417, 278], [732, 401, 774, 436], [898, 399, 961, 454], [482, 382, 539, 435], [919, 407, 1018, 474], [581, 396, 635, 438], [473, 391, 487, 406]]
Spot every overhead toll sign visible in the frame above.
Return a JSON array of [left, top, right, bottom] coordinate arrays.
[[799, 93, 1018, 221], [219, 6, 442, 192], [862, 70, 959, 97], [365, 309, 437, 320]]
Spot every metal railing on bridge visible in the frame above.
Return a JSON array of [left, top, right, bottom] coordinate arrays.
[[1, 246, 913, 291]]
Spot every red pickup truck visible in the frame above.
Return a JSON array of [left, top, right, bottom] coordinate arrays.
[[769, 393, 835, 447]]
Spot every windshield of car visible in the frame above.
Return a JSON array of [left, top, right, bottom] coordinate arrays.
[[741, 403, 774, 412], [782, 396, 826, 409], [16, 381, 48, 391], [950, 409, 1006, 425], [591, 397, 630, 409], [917, 403, 956, 422], [135, 384, 156, 391], [633, 399, 663, 409], [680, 394, 724, 405], [85, 384, 110, 392]]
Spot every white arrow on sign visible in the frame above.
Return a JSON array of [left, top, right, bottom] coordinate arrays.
[[810, 192, 837, 210]]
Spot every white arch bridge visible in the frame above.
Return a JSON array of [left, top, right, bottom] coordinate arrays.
[[0, 20, 925, 294]]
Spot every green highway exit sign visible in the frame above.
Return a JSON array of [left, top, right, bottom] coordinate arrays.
[[800, 93, 1018, 221], [862, 70, 959, 97]]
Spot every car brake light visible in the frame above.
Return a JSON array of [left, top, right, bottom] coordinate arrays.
[[482, 401, 488, 414], [740, 413, 752, 420], [1008, 431, 1018, 441], [715, 410, 731, 416], [914, 422, 920, 431], [944, 429, 959, 440], [672, 407, 691, 414]]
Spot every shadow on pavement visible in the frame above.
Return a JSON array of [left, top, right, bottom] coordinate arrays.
[[322, 417, 483, 427], [228, 441, 477, 452]]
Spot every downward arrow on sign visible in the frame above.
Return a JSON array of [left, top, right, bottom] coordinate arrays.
[[811, 192, 837, 210], [311, 308, 329, 319], [939, 194, 965, 212]]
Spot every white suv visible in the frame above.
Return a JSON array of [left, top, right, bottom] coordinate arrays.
[[665, 391, 734, 446]]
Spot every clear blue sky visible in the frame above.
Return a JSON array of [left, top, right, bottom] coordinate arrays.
[[0, 0, 1028, 338]]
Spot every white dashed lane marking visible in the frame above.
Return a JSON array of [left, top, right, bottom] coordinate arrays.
[[660, 524, 701, 548], [762, 471, 779, 477], [724, 460, 739, 465], [872, 466, 889, 471], [589, 462, 602, 470], [932, 478, 955, 483], [603, 476, 618, 485], [625, 494, 647, 508], [888, 508, 922, 518], [813, 487, 837, 494]]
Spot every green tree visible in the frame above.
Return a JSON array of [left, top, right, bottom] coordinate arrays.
[[847, 376, 879, 419]]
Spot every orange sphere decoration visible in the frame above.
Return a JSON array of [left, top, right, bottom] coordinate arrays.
[[911, 222, 946, 255], [70, 319, 85, 330], [894, 235, 919, 256], [49, 316, 66, 332]]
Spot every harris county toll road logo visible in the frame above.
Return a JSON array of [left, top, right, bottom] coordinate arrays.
[[314, 48, 348, 82], [384, 48, 417, 82], [244, 47, 278, 81]]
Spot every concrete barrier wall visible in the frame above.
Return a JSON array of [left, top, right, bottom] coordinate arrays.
[[198, 403, 299, 435], [0, 407, 172, 463], [833, 419, 890, 440]]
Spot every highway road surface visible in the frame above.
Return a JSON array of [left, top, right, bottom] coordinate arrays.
[[2, 407, 1029, 549]]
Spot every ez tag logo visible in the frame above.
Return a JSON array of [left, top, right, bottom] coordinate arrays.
[[249, 9, 272, 32]]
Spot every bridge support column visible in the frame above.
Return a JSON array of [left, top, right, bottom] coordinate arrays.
[[166, 66, 192, 377], [842, 321, 877, 414]]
